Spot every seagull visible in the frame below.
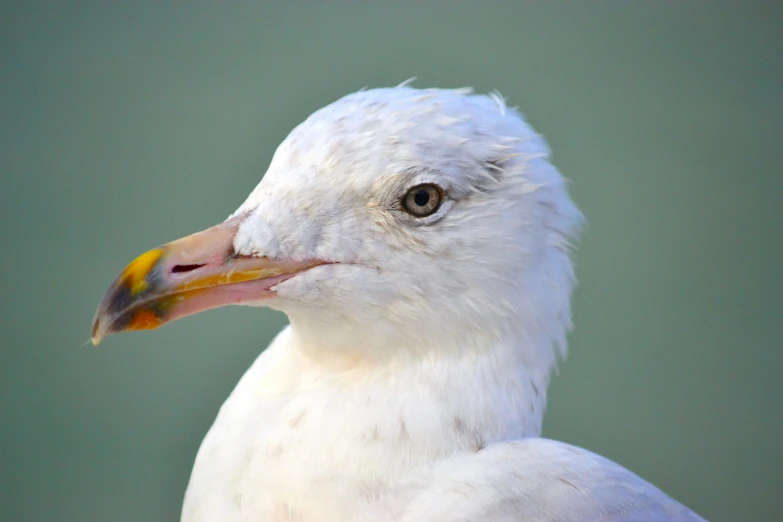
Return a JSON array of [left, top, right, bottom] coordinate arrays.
[[91, 86, 706, 521]]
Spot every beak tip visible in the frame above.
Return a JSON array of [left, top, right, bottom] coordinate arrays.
[[90, 314, 106, 346]]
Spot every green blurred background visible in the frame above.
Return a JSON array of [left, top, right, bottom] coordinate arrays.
[[2, 2, 781, 521]]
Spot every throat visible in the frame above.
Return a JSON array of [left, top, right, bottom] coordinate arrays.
[[184, 326, 554, 520], [283, 325, 553, 446]]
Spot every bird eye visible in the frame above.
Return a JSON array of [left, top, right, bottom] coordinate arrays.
[[402, 184, 443, 218]]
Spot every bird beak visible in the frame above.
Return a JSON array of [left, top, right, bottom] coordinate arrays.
[[91, 216, 322, 345]]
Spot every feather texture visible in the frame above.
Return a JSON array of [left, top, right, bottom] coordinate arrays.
[[176, 87, 704, 521]]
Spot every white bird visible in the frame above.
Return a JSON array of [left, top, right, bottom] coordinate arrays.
[[92, 86, 706, 521]]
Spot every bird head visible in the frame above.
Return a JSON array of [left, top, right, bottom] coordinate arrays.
[[92, 87, 583, 363]]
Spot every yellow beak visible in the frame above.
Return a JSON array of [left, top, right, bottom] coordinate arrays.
[[91, 216, 323, 345]]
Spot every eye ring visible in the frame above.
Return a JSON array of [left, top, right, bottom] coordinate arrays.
[[401, 184, 444, 218]]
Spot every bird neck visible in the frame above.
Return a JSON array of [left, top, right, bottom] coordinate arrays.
[[285, 322, 555, 441], [190, 324, 558, 519]]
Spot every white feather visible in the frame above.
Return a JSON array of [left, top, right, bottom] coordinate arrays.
[[181, 87, 704, 521]]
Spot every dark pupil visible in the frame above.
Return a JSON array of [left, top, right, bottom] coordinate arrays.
[[413, 189, 430, 207]]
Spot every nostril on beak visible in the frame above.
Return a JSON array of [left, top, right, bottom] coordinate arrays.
[[171, 263, 206, 274]]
